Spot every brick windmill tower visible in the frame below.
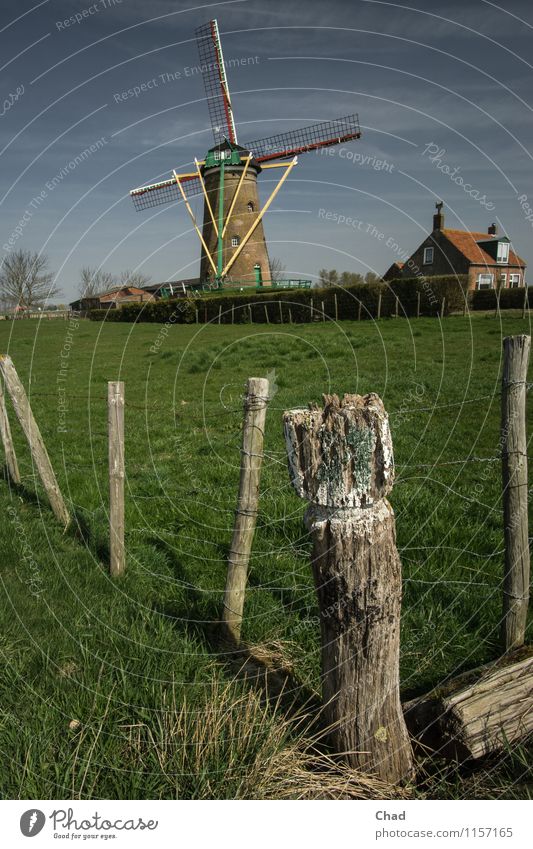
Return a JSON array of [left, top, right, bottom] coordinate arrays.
[[130, 19, 362, 289]]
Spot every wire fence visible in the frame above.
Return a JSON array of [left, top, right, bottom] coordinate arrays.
[[3, 364, 531, 593]]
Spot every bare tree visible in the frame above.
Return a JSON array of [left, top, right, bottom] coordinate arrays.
[[78, 266, 115, 297], [0, 250, 59, 308], [269, 257, 286, 284], [318, 268, 339, 288], [119, 269, 151, 289], [340, 271, 364, 286], [320, 269, 380, 287]]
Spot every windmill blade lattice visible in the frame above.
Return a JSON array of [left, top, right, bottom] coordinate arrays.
[[245, 115, 361, 162], [130, 174, 202, 211], [195, 20, 238, 145]]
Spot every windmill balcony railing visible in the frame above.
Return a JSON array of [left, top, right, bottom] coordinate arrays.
[[270, 279, 312, 290], [191, 279, 312, 295]]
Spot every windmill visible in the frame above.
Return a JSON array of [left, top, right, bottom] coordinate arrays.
[[130, 19, 362, 289]]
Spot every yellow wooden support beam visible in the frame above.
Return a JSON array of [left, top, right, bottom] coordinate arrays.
[[221, 157, 298, 279], [173, 170, 217, 277], [195, 158, 218, 237], [260, 162, 295, 169], [221, 153, 252, 239]]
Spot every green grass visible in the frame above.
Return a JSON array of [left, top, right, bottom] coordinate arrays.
[[0, 312, 531, 799]]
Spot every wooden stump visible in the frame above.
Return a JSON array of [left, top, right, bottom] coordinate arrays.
[[283, 393, 414, 784]]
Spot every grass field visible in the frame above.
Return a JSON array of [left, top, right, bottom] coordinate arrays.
[[0, 312, 531, 799]]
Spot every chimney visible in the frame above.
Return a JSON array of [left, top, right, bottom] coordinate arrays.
[[433, 200, 444, 231], [488, 222, 497, 235]]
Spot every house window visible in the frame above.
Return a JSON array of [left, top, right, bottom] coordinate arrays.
[[423, 247, 434, 265], [231, 235, 240, 247], [509, 273, 521, 287], [477, 273, 494, 290], [497, 242, 510, 263], [499, 273, 507, 288], [247, 202, 254, 213]]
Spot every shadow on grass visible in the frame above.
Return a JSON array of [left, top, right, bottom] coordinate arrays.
[[71, 510, 110, 564], [1, 472, 112, 579], [148, 532, 322, 727]]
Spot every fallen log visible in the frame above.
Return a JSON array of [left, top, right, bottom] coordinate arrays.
[[404, 648, 533, 761]]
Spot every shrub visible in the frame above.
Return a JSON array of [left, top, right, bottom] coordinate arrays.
[[470, 286, 529, 311]]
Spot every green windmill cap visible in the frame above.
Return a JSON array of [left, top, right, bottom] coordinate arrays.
[[203, 139, 259, 169]]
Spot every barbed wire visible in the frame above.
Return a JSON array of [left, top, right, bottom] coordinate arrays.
[[23, 383, 533, 418], [396, 456, 501, 471]]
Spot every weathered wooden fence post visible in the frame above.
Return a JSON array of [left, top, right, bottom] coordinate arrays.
[[321, 301, 325, 321], [0, 355, 69, 528], [522, 288, 529, 320], [501, 335, 531, 651], [108, 381, 125, 577], [0, 375, 20, 485], [417, 290, 421, 318], [222, 377, 270, 643], [334, 292, 339, 321], [377, 292, 382, 320], [278, 300, 283, 324], [357, 300, 362, 322], [283, 393, 414, 783]]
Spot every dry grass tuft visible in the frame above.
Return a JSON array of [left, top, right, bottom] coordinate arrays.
[[119, 671, 411, 800]]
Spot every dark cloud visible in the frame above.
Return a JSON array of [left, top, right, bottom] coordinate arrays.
[[1, 0, 532, 295]]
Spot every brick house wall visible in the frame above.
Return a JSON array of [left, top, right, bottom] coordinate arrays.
[[394, 205, 526, 291], [406, 230, 470, 280]]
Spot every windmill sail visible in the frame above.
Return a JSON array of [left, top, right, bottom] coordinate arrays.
[[130, 174, 202, 211], [195, 20, 238, 146], [244, 115, 361, 162]]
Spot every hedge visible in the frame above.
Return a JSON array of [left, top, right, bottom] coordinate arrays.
[[470, 286, 529, 311], [89, 275, 469, 324]]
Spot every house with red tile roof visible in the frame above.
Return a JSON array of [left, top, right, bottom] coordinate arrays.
[[70, 286, 155, 313], [383, 203, 527, 290], [99, 286, 155, 307]]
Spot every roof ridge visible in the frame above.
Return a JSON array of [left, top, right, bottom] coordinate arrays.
[[442, 227, 492, 235]]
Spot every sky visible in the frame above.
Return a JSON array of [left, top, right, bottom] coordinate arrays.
[[1, 0, 533, 302]]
